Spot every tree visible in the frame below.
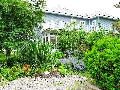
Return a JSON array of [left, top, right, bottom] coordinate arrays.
[[0, 0, 45, 56], [112, 2, 120, 34], [113, 2, 120, 8], [57, 28, 86, 54], [112, 19, 120, 33]]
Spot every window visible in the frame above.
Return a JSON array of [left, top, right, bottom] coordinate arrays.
[[92, 26, 96, 31], [43, 38, 45, 43], [46, 37, 48, 42], [50, 36, 56, 44], [92, 20, 96, 26], [80, 21, 85, 26]]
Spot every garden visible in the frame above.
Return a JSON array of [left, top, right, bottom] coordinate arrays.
[[0, 0, 120, 90]]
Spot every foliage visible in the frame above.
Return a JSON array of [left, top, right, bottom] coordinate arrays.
[[60, 56, 85, 71], [1, 40, 65, 80], [19, 40, 51, 67], [19, 40, 65, 69], [0, 0, 45, 56], [57, 28, 86, 53], [1, 67, 20, 81], [57, 26, 105, 58], [85, 31, 104, 50], [50, 51, 65, 66], [112, 19, 120, 33], [0, 53, 6, 63], [6, 55, 21, 67], [58, 64, 68, 76], [27, 0, 46, 9], [83, 36, 120, 90], [0, 64, 33, 81]]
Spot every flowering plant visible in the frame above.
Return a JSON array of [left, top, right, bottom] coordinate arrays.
[[22, 64, 31, 72], [60, 56, 85, 71]]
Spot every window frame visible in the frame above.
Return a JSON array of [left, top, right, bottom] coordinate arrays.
[[80, 21, 86, 26]]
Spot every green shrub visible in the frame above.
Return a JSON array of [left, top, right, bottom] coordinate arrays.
[[85, 31, 104, 50], [50, 51, 65, 66], [1, 64, 32, 81], [57, 29, 86, 53], [20, 40, 52, 68], [0, 53, 7, 68], [20, 40, 65, 72], [0, 67, 22, 81], [0, 53, 6, 61], [58, 64, 70, 76], [83, 36, 120, 90], [6, 55, 22, 67]]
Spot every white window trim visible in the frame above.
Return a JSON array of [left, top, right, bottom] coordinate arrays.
[[80, 21, 85, 26]]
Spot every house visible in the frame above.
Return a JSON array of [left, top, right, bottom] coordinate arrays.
[[34, 6, 119, 44]]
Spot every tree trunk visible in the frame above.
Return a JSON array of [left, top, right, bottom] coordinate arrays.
[[6, 48, 11, 57], [0, 46, 3, 53]]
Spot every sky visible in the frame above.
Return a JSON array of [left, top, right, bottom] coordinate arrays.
[[46, 0, 120, 18]]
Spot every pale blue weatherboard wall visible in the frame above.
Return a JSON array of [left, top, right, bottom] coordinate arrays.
[[44, 13, 89, 26], [98, 17, 115, 30], [43, 12, 116, 31]]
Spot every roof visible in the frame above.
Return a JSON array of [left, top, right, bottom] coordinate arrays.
[[43, 6, 119, 20]]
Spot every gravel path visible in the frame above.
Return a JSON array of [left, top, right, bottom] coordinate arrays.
[[0, 75, 87, 90]]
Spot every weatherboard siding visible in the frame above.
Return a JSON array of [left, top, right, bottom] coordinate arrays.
[[98, 17, 115, 30], [43, 13, 91, 30], [42, 12, 116, 32]]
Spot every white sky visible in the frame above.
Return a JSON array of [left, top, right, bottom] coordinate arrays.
[[46, 0, 120, 17]]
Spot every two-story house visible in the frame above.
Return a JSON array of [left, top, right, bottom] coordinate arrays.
[[34, 6, 119, 44]]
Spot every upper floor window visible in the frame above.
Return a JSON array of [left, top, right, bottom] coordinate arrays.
[[92, 20, 96, 26], [80, 21, 85, 26], [92, 26, 96, 31]]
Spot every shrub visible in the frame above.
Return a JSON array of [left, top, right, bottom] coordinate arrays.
[[6, 55, 22, 67], [1, 64, 33, 81], [0, 53, 6, 61], [58, 64, 69, 76], [85, 31, 104, 50], [57, 29, 86, 54], [19, 40, 65, 73], [49, 51, 65, 67], [60, 56, 85, 71], [83, 36, 120, 90], [20, 40, 52, 68], [76, 30, 105, 59], [0, 53, 7, 68], [1, 67, 23, 81]]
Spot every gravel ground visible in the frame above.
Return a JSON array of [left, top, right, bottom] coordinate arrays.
[[0, 75, 88, 90], [0, 74, 102, 90]]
